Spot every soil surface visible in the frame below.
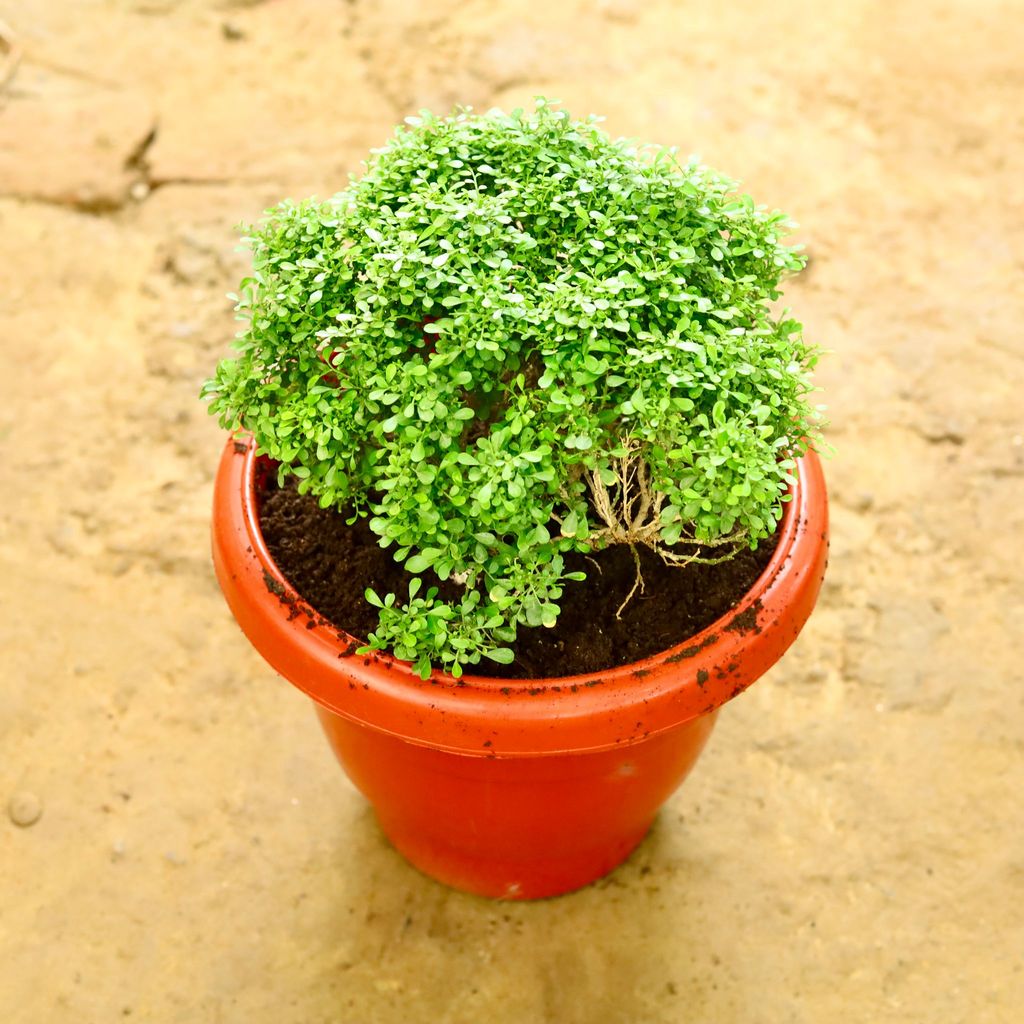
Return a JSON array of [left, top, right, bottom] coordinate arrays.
[[260, 477, 776, 678], [2, 2, 1023, 1023]]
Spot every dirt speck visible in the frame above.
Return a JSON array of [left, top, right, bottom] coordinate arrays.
[[665, 634, 718, 664], [726, 600, 763, 636], [261, 568, 285, 598]]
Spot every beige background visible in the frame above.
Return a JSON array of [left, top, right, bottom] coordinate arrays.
[[1, 1, 1022, 1021]]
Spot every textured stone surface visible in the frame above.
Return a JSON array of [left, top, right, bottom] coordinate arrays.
[[1, 1, 1022, 1021]]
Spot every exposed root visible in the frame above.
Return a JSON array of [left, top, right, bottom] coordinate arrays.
[[615, 543, 645, 619], [586, 438, 747, 549], [653, 543, 746, 568], [584, 436, 749, 593]]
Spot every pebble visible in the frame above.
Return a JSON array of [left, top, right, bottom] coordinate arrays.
[[923, 419, 966, 445], [108, 556, 133, 577], [8, 791, 43, 828], [46, 521, 78, 556]]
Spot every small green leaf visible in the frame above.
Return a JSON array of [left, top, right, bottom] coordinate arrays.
[[484, 647, 515, 664], [405, 552, 435, 573]]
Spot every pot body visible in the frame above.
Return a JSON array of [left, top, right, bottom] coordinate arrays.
[[316, 704, 717, 897], [212, 438, 828, 899]]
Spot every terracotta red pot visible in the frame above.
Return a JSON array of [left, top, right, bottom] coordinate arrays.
[[212, 438, 828, 899]]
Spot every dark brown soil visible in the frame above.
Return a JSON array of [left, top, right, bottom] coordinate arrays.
[[259, 478, 778, 679]]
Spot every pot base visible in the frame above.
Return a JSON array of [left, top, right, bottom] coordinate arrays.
[[315, 703, 716, 900], [380, 811, 652, 900]]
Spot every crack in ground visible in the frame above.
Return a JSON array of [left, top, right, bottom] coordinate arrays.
[[0, 176, 240, 217], [124, 123, 158, 176]]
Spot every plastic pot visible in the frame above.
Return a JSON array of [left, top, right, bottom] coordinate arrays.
[[212, 438, 828, 899]]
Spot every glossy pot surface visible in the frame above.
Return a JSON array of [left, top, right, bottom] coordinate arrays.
[[212, 438, 828, 897]]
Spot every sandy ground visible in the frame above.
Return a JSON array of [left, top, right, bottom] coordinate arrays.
[[1, 1, 1022, 1021]]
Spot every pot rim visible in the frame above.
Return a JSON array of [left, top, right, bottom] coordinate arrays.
[[212, 437, 828, 756]]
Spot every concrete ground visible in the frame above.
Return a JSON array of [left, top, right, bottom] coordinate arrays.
[[1, 1, 1021, 1021]]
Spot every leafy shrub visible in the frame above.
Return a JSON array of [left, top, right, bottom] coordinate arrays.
[[203, 100, 822, 678]]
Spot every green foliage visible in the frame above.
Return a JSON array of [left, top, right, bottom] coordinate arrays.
[[203, 100, 822, 677]]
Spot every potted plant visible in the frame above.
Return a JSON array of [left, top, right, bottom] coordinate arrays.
[[204, 100, 828, 899]]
